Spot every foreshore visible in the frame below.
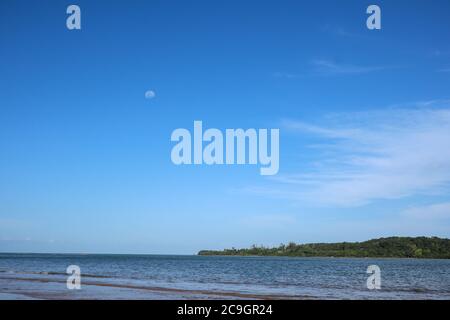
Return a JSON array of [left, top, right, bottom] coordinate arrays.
[[0, 274, 307, 300]]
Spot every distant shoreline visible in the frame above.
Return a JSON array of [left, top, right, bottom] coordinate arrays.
[[197, 255, 450, 260], [198, 236, 450, 259]]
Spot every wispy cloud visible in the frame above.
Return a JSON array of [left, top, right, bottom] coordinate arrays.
[[311, 59, 387, 75], [402, 202, 450, 220], [248, 101, 450, 207], [431, 49, 450, 57], [281, 120, 361, 139], [321, 25, 361, 38], [437, 67, 450, 73], [239, 214, 296, 229], [272, 72, 303, 79], [273, 59, 389, 80], [409, 99, 450, 107]]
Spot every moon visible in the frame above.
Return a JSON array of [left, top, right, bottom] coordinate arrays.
[[145, 90, 156, 99]]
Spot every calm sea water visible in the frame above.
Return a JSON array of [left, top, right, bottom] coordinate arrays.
[[0, 253, 449, 299]]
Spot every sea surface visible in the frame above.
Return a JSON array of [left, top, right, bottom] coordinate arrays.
[[0, 253, 449, 300]]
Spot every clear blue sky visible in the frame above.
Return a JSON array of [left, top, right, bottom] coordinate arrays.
[[1, 0, 450, 254]]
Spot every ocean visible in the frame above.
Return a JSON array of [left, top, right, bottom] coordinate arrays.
[[0, 253, 449, 299]]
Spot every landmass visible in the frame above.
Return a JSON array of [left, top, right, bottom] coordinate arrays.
[[198, 237, 450, 259]]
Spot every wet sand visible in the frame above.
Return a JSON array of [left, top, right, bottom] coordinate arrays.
[[0, 275, 311, 300]]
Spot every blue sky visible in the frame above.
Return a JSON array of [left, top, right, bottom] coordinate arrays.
[[1, 0, 450, 254]]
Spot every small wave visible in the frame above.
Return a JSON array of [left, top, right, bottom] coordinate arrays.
[[379, 286, 450, 294], [0, 270, 112, 279]]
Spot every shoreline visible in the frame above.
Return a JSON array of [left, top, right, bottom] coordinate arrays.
[[0, 276, 311, 300], [198, 236, 450, 260], [196, 254, 450, 260], [2, 252, 450, 261]]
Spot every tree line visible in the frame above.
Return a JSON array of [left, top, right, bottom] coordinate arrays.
[[198, 237, 450, 259]]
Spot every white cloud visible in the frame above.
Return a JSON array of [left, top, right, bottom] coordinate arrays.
[[311, 59, 387, 75], [252, 102, 450, 207], [402, 202, 450, 220], [273, 59, 390, 80], [282, 119, 361, 138]]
